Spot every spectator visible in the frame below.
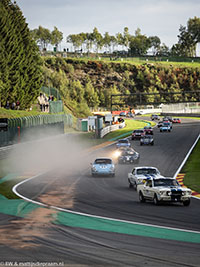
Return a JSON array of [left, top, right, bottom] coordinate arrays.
[[16, 100, 20, 110], [5, 101, 10, 109], [44, 94, 49, 112], [11, 102, 16, 110], [37, 93, 45, 112]]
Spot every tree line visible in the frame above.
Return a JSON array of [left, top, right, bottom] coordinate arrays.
[[31, 17, 200, 57], [43, 57, 200, 116], [0, 0, 42, 109]]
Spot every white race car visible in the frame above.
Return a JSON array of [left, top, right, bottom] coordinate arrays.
[[137, 177, 191, 206], [128, 166, 163, 190]]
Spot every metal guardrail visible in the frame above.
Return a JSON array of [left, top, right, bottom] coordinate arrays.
[[100, 122, 125, 138], [0, 114, 73, 147]]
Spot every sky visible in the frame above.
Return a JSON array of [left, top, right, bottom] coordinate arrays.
[[16, 0, 200, 52]]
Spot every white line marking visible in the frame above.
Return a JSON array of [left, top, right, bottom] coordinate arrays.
[[12, 129, 200, 235], [173, 134, 200, 179], [13, 174, 200, 235]]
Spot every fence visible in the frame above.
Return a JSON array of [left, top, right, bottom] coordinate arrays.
[[0, 113, 73, 147], [100, 122, 125, 138], [41, 86, 61, 100]]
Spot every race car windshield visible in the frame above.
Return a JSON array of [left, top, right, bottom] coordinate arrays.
[[137, 169, 158, 175], [134, 130, 143, 133], [122, 151, 135, 156], [154, 179, 179, 187], [95, 159, 112, 164], [118, 140, 128, 143]]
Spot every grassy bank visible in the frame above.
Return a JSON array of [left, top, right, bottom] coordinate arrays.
[[182, 139, 200, 193], [0, 107, 42, 118]]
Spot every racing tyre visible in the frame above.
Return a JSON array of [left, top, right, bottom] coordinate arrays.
[[129, 182, 133, 188], [183, 199, 190, 206], [153, 194, 160, 205], [139, 191, 145, 203]]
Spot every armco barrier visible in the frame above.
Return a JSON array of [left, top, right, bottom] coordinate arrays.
[[100, 122, 125, 138], [0, 113, 73, 147]]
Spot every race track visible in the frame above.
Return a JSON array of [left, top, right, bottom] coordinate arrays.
[[0, 118, 200, 267]]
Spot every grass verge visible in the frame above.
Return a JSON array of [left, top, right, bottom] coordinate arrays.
[[182, 139, 200, 193]]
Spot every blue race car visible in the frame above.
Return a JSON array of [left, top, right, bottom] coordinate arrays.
[[91, 158, 115, 177], [116, 138, 131, 148], [160, 122, 171, 132], [140, 135, 154, 145]]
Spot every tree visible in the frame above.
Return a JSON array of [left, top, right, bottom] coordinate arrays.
[[188, 17, 200, 45], [123, 27, 130, 50], [67, 34, 83, 51], [148, 36, 161, 55], [31, 26, 51, 50], [91, 27, 103, 53], [129, 29, 151, 56], [156, 43, 169, 56], [103, 32, 111, 52], [0, 0, 42, 108], [177, 25, 196, 57], [51, 26, 63, 50], [116, 32, 123, 50], [84, 81, 99, 107]]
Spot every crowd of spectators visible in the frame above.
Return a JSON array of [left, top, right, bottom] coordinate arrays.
[[37, 93, 54, 112], [5, 100, 20, 110]]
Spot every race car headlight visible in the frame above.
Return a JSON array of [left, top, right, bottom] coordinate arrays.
[[182, 191, 191, 196], [110, 165, 115, 171], [114, 151, 121, 157], [159, 191, 165, 195], [92, 166, 97, 171]]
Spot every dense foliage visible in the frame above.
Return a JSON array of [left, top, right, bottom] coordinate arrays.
[[42, 57, 200, 115], [0, 0, 42, 109]]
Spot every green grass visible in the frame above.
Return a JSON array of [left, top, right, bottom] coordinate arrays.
[[0, 180, 20, 199], [0, 107, 42, 118], [67, 56, 200, 68], [182, 140, 200, 193]]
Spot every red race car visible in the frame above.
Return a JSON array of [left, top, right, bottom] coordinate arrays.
[[172, 118, 181, 123], [143, 126, 153, 135]]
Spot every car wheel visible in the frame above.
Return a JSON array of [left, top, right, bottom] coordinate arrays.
[[183, 199, 190, 206], [133, 181, 137, 190], [153, 194, 160, 205], [140, 143, 143, 146], [139, 191, 145, 203], [151, 142, 154, 145], [129, 182, 133, 188]]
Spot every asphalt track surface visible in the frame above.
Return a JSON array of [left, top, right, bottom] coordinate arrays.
[[0, 118, 200, 266]]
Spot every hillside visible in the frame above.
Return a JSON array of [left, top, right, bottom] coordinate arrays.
[[42, 57, 200, 117]]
